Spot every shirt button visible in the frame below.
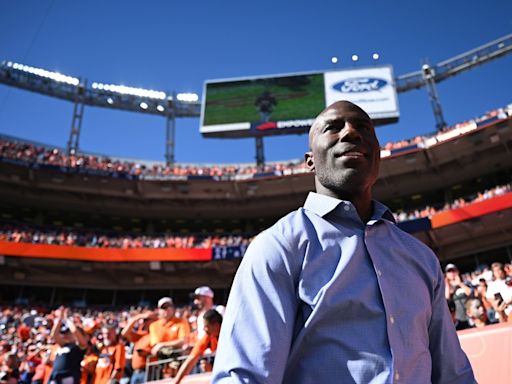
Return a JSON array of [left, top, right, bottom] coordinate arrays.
[[390, 315, 395, 324], [343, 205, 350, 211], [376, 269, 382, 277], [395, 371, 400, 381]]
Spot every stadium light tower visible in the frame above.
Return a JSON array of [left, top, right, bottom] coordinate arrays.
[[67, 80, 86, 156], [165, 94, 176, 165], [421, 62, 447, 131]]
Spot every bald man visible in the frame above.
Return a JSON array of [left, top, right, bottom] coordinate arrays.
[[212, 101, 474, 384]]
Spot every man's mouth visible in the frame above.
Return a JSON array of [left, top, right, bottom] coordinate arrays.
[[334, 149, 367, 159]]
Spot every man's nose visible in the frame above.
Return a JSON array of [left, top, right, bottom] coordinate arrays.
[[339, 122, 362, 142]]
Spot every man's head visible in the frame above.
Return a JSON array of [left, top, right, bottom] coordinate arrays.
[[305, 101, 380, 200], [465, 298, 488, 325], [444, 263, 459, 278], [101, 325, 117, 346], [57, 325, 75, 346], [491, 262, 506, 280], [193, 286, 214, 311], [157, 297, 175, 320], [202, 309, 222, 338]]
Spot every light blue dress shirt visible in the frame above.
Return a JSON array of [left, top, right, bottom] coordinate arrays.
[[212, 192, 475, 384]]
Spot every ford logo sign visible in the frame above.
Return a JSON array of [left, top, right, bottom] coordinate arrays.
[[332, 78, 388, 93]]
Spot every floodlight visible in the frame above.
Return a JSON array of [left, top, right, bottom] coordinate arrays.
[[140, 102, 148, 109], [176, 93, 199, 102], [156, 105, 165, 112], [331, 56, 338, 64], [92, 82, 166, 99], [372, 53, 380, 60], [107, 97, 114, 105], [10, 62, 80, 86], [351, 54, 359, 62]]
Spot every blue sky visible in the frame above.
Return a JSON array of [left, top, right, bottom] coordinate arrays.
[[0, 0, 511, 164]]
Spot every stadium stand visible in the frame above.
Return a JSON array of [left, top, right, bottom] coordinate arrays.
[[1, 104, 510, 181], [0, 99, 511, 382], [0, 261, 510, 384], [0, 102, 511, 292]]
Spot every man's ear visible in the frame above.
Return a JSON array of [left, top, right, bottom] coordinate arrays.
[[305, 151, 315, 172]]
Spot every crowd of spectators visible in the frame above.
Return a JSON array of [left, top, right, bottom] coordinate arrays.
[[1, 261, 510, 383], [0, 286, 224, 384], [0, 138, 304, 179], [445, 261, 512, 330], [382, 105, 510, 152], [0, 225, 253, 250], [1, 105, 510, 180], [0, 182, 509, 250], [393, 182, 511, 223]]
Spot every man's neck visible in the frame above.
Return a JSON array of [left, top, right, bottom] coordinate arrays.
[[316, 187, 374, 223]]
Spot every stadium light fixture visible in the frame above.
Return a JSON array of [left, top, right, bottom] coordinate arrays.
[[139, 102, 149, 109], [331, 56, 338, 64], [176, 93, 199, 102], [91, 82, 166, 100], [351, 54, 359, 62], [7, 61, 80, 86], [156, 105, 165, 112], [372, 53, 380, 60], [107, 97, 114, 105]]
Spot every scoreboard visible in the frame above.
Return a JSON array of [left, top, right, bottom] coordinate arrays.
[[200, 66, 399, 138]]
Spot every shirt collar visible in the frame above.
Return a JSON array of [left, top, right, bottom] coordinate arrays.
[[303, 192, 395, 223]]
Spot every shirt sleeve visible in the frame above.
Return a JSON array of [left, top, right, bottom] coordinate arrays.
[[428, 266, 476, 383], [212, 229, 300, 384], [114, 343, 126, 377], [190, 334, 210, 359]]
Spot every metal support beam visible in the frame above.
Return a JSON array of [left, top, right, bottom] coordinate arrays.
[[165, 111, 176, 165], [422, 64, 447, 131], [164, 92, 178, 165], [67, 81, 86, 155], [255, 136, 265, 168]]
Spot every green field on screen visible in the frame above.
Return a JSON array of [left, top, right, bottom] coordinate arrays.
[[203, 74, 325, 125]]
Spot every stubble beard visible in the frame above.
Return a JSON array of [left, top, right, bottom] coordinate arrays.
[[315, 166, 366, 200]]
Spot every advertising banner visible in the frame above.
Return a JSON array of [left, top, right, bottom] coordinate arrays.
[[324, 66, 398, 120]]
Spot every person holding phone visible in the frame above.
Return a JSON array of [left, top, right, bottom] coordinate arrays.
[[486, 262, 512, 322]]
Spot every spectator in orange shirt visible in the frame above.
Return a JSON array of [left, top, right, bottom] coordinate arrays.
[[93, 325, 125, 384], [79, 344, 99, 384], [120, 311, 157, 384], [149, 298, 190, 358], [172, 309, 222, 384]]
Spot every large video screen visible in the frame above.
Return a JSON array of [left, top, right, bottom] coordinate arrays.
[[201, 66, 399, 138]]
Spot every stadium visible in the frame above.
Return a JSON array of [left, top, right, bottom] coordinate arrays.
[[1, 2, 511, 383]]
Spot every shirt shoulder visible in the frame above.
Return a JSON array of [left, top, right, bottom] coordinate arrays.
[[264, 207, 315, 248], [240, 208, 311, 283]]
